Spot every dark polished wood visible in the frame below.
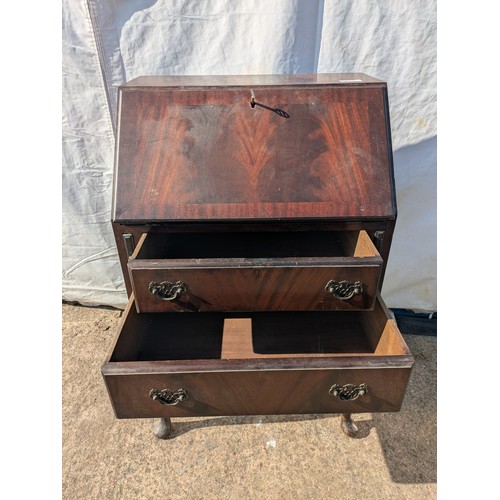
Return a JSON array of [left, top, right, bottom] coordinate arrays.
[[127, 230, 382, 312], [130, 264, 381, 313], [112, 221, 393, 298], [152, 417, 172, 439], [105, 74, 411, 439], [340, 413, 359, 437], [101, 295, 412, 419], [105, 366, 411, 419], [113, 78, 395, 222]]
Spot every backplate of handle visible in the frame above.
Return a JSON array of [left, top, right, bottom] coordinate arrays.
[[325, 280, 364, 300], [329, 383, 368, 401], [149, 388, 188, 406], [148, 281, 186, 301]]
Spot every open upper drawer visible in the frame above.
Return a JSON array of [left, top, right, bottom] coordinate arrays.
[[112, 74, 395, 223], [127, 230, 382, 312]]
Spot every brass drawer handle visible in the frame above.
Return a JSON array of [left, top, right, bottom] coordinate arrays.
[[148, 281, 186, 301], [325, 280, 364, 300], [329, 383, 368, 401], [149, 388, 188, 406]]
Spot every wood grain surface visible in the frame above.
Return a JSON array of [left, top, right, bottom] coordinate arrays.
[[101, 295, 413, 418], [113, 79, 395, 222], [127, 230, 382, 312], [112, 220, 394, 298], [104, 367, 412, 419], [104, 74, 409, 426]]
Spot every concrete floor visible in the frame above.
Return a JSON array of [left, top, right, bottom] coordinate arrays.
[[62, 304, 436, 500]]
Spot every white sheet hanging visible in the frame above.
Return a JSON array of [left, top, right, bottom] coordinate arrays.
[[62, 0, 436, 310]]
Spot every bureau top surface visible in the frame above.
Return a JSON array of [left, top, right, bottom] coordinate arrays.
[[113, 73, 396, 223], [121, 73, 384, 88]]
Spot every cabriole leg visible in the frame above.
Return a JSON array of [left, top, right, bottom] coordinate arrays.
[[153, 417, 172, 439], [340, 413, 359, 437]]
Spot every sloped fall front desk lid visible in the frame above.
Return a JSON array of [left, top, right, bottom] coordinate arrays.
[[112, 74, 396, 223]]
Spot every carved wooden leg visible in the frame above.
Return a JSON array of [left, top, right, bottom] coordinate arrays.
[[340, 413, 359, 437], [153, 417, 172, 439]]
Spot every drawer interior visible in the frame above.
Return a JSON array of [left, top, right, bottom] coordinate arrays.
[[131, 230, 379, 260], [110, 296, 408, 363]]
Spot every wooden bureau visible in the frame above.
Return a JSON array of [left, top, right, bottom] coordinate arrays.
[[102, 73, 413, 439]]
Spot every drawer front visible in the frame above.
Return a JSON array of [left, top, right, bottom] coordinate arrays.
[[104, 365, 412, 419], [129, 263, 381, 312]]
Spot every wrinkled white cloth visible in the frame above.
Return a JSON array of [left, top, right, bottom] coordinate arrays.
[[62, 0, 436, 310]]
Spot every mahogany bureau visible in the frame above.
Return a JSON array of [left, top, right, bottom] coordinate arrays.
[[102, 73, 414, 439]]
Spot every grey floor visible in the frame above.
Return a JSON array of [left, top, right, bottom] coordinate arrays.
[[62, 304, 436, 500]]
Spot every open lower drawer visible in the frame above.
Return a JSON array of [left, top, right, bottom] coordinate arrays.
[[127, 230, 383, 312], [102, 294, 413, 418]]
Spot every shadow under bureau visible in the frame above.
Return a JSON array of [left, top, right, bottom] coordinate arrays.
[[102, 73, 414, 439]]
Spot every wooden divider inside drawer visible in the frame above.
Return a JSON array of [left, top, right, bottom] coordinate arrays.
[[220, 310, 407, 360]]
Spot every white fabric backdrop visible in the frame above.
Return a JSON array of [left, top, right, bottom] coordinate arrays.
[[62, 0, 436, 311]]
